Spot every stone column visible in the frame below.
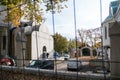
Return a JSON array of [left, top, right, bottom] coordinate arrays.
[[90, 48, 93, 58], [109, 21, 120, 80], [13, 27, 26, 67]]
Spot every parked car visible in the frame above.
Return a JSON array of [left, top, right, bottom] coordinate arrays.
[[27, 59, 54, 70], [64, 54, 70, 60], [67, 59, 82, 71], [0, 55, 16, 66]]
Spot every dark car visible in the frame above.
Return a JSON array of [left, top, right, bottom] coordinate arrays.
[[0, 55, 16, 66], [27, 59, 54, 70]]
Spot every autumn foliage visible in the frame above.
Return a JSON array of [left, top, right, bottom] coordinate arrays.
[[0, 0, 67, 27]]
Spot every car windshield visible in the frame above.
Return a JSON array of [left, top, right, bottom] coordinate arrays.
[[28, 60, 54, 66], [29, 60, 39, 66], [29, 61, 35, 66], [27, 60, 54, 69]]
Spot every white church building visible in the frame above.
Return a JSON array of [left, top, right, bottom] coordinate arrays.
[[8, 22, 54, 66], [31, 24, 54, 59], [13, 22, 54, 60], [0, 5, 54, 66]]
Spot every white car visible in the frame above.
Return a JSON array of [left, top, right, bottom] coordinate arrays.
[[64, 54, 70, 60], [67, 59, 82, 71]]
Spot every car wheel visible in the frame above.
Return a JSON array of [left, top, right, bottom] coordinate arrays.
[[2, 62, 7, 66]]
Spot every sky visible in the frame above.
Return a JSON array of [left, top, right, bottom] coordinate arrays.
[[43, 0, 117, 39]]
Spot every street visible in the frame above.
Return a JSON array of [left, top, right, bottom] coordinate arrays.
[[56, 58, 89, 72], [57, 60, 67, 71]]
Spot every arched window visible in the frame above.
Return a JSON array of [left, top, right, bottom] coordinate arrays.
[[82, 48, 90, 56], [42, 46, 47, 58], [43, 46, 47, 52]]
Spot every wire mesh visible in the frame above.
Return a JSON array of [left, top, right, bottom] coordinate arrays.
[[0, 0, 118, 80]]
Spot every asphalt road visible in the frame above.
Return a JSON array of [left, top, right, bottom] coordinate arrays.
[[56, 59, 89, 72], [57, 60, 67, 71]]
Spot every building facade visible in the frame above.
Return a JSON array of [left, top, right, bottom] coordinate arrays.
[[0, 5, 54, 66], [0, 6, 11, 56], [102, 0, 120, 79], [29, 23, 54, 59], [102, 0, 119, 60], [10, 22, 54, 66]]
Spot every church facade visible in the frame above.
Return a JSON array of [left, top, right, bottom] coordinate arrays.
[[0, 5, 54, 66], [10, 22, 54, 63], [28, 24, 54, 59]]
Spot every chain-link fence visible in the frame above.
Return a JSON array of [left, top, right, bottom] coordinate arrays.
[[0, 0, 120, 80]]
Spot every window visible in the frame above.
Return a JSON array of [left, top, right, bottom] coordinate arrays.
[[43, 46, 47, 52], [3, 36, 6, 50], [104, 27, 107, 39]]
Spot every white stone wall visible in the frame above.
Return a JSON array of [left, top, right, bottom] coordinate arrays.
[[31, 24, 54, 59], [0, 6, 7, 24], [102, 22, 110, 47]]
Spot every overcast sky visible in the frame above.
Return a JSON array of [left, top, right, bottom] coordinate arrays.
[[44, 0, 117, 39]]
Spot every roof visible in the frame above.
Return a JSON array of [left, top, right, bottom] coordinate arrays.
[[104, 14, 113, 21], [110, 0, 118, 7], [110, 0, 119, 15], [104, 0, 119, 21]]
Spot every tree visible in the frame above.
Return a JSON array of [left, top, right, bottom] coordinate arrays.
[[86, 28, 101, 48], [78, 29, 88, 47], [68, 39, 75, 48], [94, 42, 102, 48], [0, 0, 68, 26], [53, 33, 68, 53], [78, 27, 101, 48], [68, 39, 85, 49]]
